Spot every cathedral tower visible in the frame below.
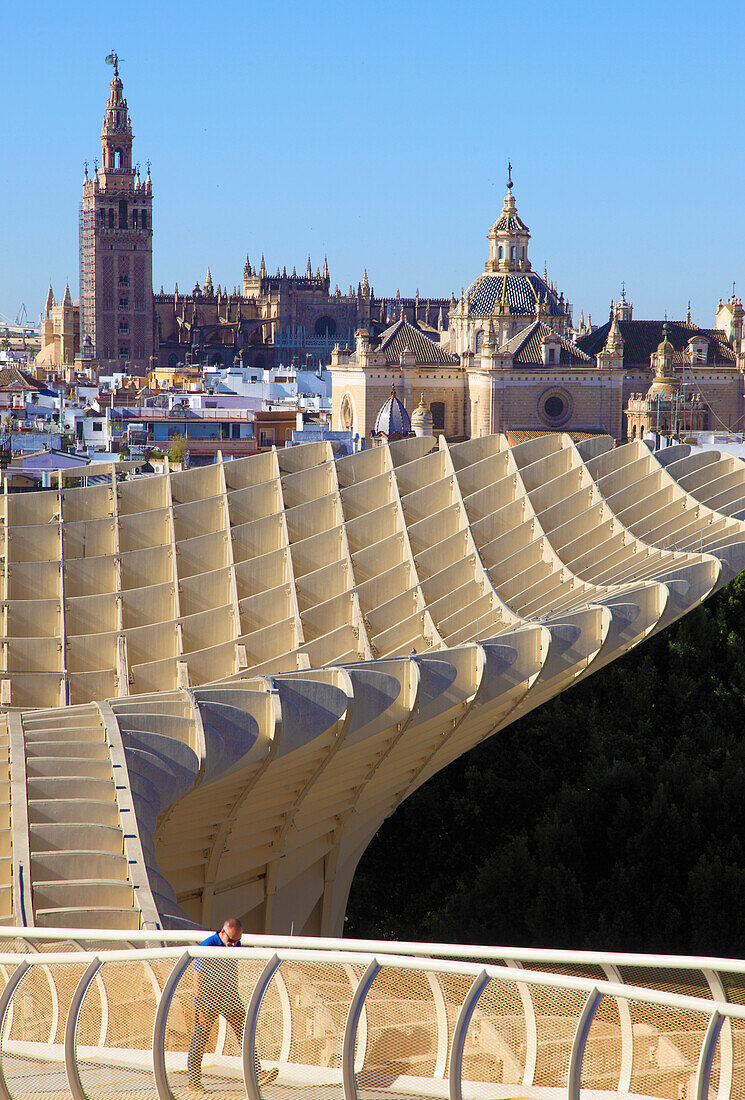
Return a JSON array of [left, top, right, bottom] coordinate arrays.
[[79, 55, 153, 374]]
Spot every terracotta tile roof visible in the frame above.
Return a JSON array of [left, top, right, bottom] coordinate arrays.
[[375, 318, 457, 365], [0, 366, 42, 390], [501, 321, 592, 365], [506, 429, 603, 445], [576, 319, 737, 366]]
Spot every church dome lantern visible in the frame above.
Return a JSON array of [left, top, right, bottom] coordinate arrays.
[[487, 164, 531, 274]]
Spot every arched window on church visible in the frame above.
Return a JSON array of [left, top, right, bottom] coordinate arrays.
[[119, 201, 128, 229], [114, 148, 123, 169], [631, 424, 637, 438], [431, 401, 445, 431], [108, 209, 115, 228], [475, 330, 484, 352], [141, 210, 148, 230], [132, 209, 138, 228], [498, 246, 503, 260], [510, 246, 516, 261]]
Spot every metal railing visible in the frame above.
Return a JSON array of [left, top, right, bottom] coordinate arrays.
[[0, 940, 744, 1100]]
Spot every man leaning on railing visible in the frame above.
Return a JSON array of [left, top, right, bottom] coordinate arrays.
[[187, 918, 279, 1093]]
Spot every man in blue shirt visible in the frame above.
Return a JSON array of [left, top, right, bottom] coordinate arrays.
[[187, 918, 279, 1092]]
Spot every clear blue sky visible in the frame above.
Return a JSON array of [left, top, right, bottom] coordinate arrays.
[[2, 0, 744, 330]]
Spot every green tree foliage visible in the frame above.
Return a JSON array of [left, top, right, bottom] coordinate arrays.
[[346, 573, 745, 954], [168, 433, 186, 465]]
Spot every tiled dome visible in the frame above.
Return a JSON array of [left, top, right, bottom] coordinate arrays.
[[373, 387, 411, 438]]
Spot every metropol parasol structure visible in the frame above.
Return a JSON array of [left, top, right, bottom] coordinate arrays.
[[0, 432, 742, 1100]]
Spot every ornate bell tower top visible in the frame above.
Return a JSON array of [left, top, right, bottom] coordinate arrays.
[[486, 164, 531, 274], [99, 52, 134, 183]]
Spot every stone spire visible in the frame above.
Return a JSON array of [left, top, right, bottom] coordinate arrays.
[[323, 256, 329, 279], [62, 282, 72, 307], [307, 255, 312, 278], [605, 309, 624, 357], [244, 255, 252, 277], [204, 268, 213, 295], [45, 284, 55, 316], [259, 255, 266, 278]]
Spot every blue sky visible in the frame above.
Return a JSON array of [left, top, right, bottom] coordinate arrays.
[[2, 0, 744, 331]]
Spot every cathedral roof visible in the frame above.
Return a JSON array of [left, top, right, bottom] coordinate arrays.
[[501, 321, 592, 365], [373, 388, 412, 438], [466, 272, 563, 317], [576, 319, 736, 365], [376, 318, 457, 365]]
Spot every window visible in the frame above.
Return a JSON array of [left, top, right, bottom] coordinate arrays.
[[118, 275, 130, 287], [141, 210, 148, 230], [548, 347, 556, 364], [510, 246, 516, 261], [544, 394, 563, 417], [119, 200, 128, 229], [98, 209, 105, 227], [259, 430, 275, 446], [114, 148, 123, 169], [108, 209, 115, 228], [92, 422, 103, 432], [132, 209, 138, 228], [314, 316, 337, 336], [118, 322, 129, 334], [431, 401, 445, 430], [118, 347, 129, 360], [498, 246, 503, 260], [119, 298, 129, 309]]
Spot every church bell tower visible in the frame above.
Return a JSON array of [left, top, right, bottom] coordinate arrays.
[[79, 54, 153, 375]]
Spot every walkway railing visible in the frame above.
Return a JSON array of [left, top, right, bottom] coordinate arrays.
[[0, 941, 744, 1100]]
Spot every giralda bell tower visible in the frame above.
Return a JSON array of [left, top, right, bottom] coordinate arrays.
[[79, 53, 153, 374]]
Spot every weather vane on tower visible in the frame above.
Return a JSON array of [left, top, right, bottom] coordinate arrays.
[[105, 51, 120, 76]]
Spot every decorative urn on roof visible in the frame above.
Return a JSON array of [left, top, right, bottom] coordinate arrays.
[[411, 394, 433, 437]]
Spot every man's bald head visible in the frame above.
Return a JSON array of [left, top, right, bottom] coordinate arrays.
[[219, 918, 243, 945]]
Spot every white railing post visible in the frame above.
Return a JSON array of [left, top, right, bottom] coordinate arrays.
[[704, 968, 732, 1100], [426, 970, 449, 1078], [0, 960, 29, 1100], [152, 951, 191, 1100], [567, 987, 602, 1100], [342, 958, 380, 1100], [64, 957, 102, 1100], [242, 953, 281, 1100], [448, 969, 490, 1100], [694, 1009, 725, 1100], [602, 963, 633, 1092], [509, 960, 538, 1086]]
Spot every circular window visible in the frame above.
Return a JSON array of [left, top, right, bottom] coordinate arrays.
[[544, 395, 565, 419], [538, 387, 573, 427]]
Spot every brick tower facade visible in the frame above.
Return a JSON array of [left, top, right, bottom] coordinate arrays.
[[79, 55, 153, 375]]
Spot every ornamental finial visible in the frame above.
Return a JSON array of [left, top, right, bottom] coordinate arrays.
[[507, 161, 513, 191]]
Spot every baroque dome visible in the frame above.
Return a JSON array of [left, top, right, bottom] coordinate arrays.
[[373, 387, 411, 438]]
